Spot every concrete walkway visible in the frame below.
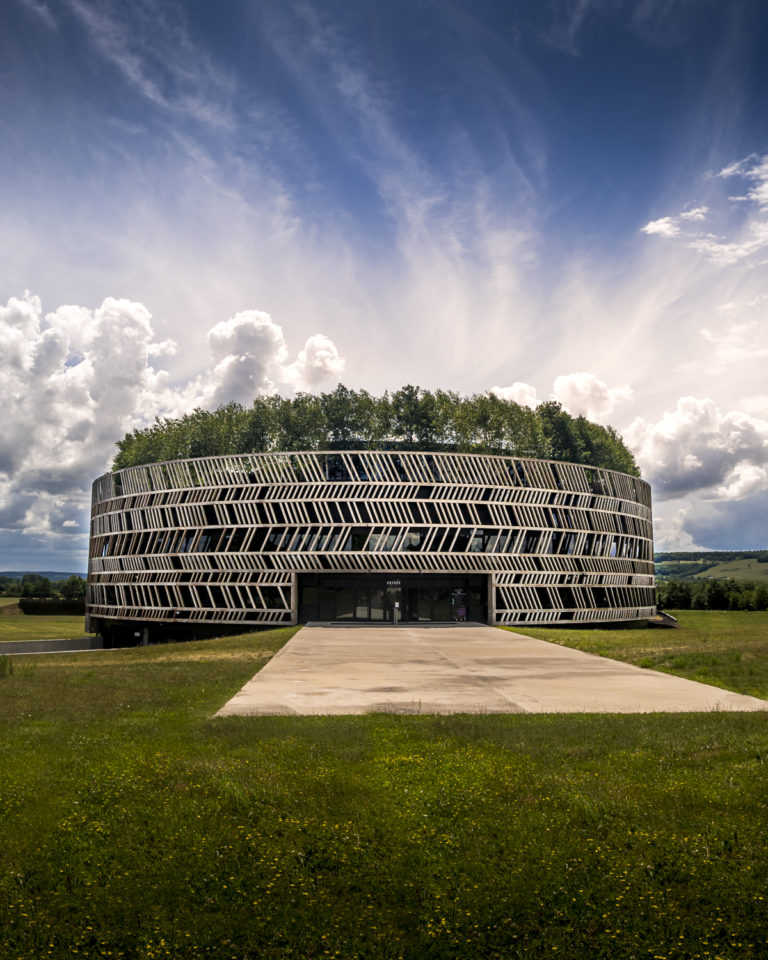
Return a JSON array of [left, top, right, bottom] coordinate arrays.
[[216, 623, 768, 716], [0, 636, 104, 655]]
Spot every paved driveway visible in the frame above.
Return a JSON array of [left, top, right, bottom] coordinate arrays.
[[216, 623, 768, 716]]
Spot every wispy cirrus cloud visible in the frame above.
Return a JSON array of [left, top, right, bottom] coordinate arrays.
[[66, 0, 235, 129], [15, 0, 57, 29], [640, 153, 768, 264], [718, 153, 768, 207]]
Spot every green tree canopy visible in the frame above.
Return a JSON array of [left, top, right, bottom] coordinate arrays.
[[113, 385, 640, 476]]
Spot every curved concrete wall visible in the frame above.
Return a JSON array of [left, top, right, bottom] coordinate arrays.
[[87, 450, 655, 637]]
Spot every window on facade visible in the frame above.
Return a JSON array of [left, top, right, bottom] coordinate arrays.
[[452, 528, 472, 552], [198, 529, 222, 552], [260, 586, 284, 609], [476, 503, 492, 525], [262, 529, 285, 552], [343, 528, 369, 551], [535, 587, 553, 609], [227, 528, 248, 552], [403, 528, 427, 551], [381, 529, 399, 551], [592, 586, 609, 607], [521, 530, 540, 553], [562, 532, 578, 555]]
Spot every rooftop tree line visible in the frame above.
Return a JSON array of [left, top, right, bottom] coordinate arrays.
[[113, 385, 640, 476]]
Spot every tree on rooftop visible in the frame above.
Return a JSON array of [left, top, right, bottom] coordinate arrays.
[[112, 385, 640, 476]]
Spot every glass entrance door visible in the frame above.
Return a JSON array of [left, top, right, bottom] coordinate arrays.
[[385, 580, 402, 623], [298, 574, 487, 622]]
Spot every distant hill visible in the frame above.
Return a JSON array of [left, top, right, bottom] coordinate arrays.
[[655, 551, 768, 582], [0, 571, 87, 581]]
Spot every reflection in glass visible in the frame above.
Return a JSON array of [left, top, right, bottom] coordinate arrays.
[[336, 587, 355, 619], [355, 589, 369, 619], [370, 589, 385, 620]]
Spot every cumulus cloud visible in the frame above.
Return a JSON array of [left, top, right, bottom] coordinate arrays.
[[490, 373, 632, 421], [625, 397, 768, 500], [201, 310, 346, 405], [650, 506, 705, 553], [207, 310, 290, 404], [286, 334, 346, 390], [552, 372, 633, 422], [490, 381, 539, 408], [0, 293, 344, 556], [640, 216, 681, 238]]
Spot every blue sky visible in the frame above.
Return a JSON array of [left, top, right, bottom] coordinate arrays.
[[2, 0, 768, 570]]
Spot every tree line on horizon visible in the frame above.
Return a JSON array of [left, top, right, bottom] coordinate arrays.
[[657, 578, 768, 612], [113, 385, 640, 476], [0, 573, 86, 599]]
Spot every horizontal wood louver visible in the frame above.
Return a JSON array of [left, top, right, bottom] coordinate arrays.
[[86, 451, 655, 635]]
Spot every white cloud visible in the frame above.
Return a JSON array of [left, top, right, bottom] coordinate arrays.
[[641, 153, 768, 264], [685, 220, 768, 265], [715, 463, 768, 500], [679, 206, 709, 221], [640, 208, 708, 237], [286, 334, 346, 390], [625, 397, 768, 501], [0, 293, 344, 554], [490, 382, 539, 408], [207, 310, 290, 404], [650, 505, 705, 553], [67, 0, 234, 129], [640, 216, 681, 238], [552, 372, 633, 422], [717, 154, 768, 208]]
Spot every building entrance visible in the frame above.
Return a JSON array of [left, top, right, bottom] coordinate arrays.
[[298, 574, 487, 623]]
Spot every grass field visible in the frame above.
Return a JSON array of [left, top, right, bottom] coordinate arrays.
[[511, 609, 768, 700], [655, 557, 768, 581], [1, 615, 767, 959], [688, 558, 768, 581], [0, 601, 92, 642]]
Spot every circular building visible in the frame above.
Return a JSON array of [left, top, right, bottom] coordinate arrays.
[[86, 450, 655, 643]]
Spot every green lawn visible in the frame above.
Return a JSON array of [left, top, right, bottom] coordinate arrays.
[[1, 617, 767, 959], [0, 605, 93, 642], [656, 557, 768, 581], [510, 609, 768, 700], [690, 557, 768, 580]]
